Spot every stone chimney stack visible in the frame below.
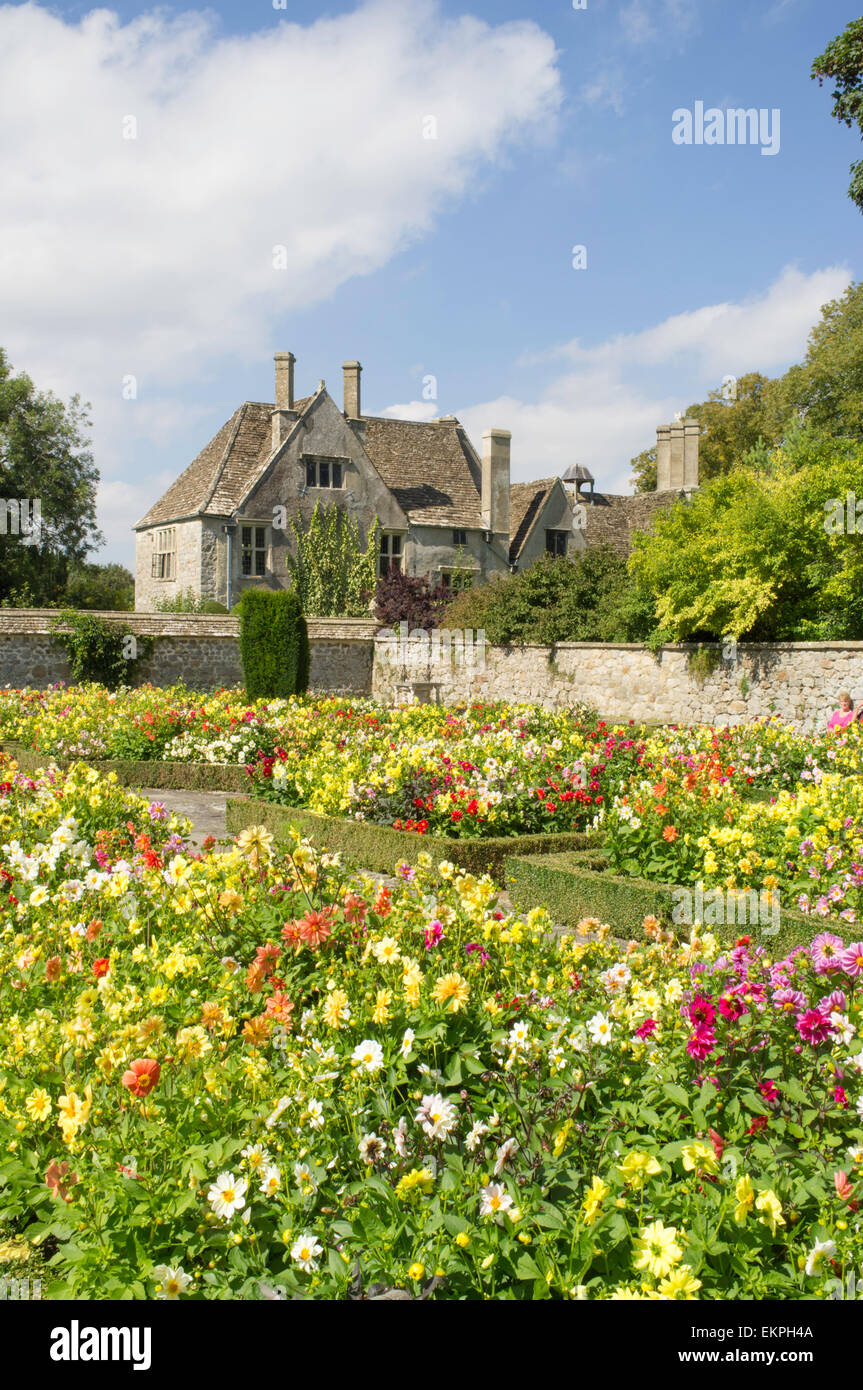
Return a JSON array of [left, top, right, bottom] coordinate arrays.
[[656, 425, 671, 490], [684, 417, 700, 489], [656, 416, 699, 491], [481, 429, 511, 538], [343, 361, 362, 418], [669, 418, 685, 488], [271, 352, 296, 452], [274, 352, 295, 410]]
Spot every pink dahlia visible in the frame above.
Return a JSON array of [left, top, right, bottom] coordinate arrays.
[[811, 932, 845, 974], [796, 1008, 835, 1046]]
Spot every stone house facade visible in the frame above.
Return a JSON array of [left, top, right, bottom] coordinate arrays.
[[134, 354, 698, 610]]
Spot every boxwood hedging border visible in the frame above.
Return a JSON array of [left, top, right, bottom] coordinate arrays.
[[226, 796, 595, 882], [2, 743, 249, 792], [504, 849, 858, 953]]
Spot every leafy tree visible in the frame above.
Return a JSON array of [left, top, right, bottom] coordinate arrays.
[[0, 349, 101, 604], [779, 282, 863, 439], [445, 547, 656, 645], [63, 563, 135, 611], [374, 568, 452, 631], [630, 445, 657, 493], [288, 501, 378, 616], [812, 18, 863, 214], [629, 429, 863, 641], [631, 373, 785, 492]]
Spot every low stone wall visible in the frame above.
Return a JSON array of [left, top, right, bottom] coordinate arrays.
[[372, 638, 863, 729], [0, 611, 376, 695]]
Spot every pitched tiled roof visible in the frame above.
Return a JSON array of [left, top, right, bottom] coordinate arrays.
[[361, 417, 484, 527], [508, 477, 557, 563], [134, 399, 311, 529], [580, 489, 684, 556], [135, 399, 486, 529]]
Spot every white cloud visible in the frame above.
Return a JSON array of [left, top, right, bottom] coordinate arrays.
[[451, 265, 852, 493], [379, 400, 440, 422], [0, 0, 561, 557]]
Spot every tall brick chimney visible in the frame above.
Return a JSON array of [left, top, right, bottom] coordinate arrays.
[[271, 352, 296, 452], [343, 361, 362, 418], [481, 429, 511, 538]]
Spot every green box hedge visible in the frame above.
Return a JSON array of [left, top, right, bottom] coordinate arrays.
[[226, 796, 595, 882], [2, 743, 250, 792], [504, 850, 858, 953]]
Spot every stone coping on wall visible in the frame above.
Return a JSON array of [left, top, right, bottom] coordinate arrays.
[[372, 636, 863, 654], [0, 609, 378, 642]]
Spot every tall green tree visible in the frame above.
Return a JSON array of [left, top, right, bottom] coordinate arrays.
[[779, 281, 863, 438], [812, 17, 863, 214], [0, 349, 101, 604], [63, 562, 135, 612]]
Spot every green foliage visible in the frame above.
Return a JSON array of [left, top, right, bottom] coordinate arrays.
[[153, 588, 227, 614], [811, 18, 863, 214], [49, 611, 154, 690], [239, 589, 309, 700], [444, 548, 656, 645], [781, 282, 863, 439], [0, 348, 102, 605], [629, 429, 863, 641], [62, 562, 135, 611], [288, 502, 378, 616]]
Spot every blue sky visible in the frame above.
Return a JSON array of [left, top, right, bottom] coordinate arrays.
[[0, 0, 859, 565]]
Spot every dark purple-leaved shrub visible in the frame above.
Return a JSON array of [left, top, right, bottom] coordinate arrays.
[[374, 569, 452, 631]]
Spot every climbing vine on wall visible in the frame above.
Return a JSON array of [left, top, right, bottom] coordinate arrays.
[[49, 610, 155, 690], [287, 502, 379, 616]]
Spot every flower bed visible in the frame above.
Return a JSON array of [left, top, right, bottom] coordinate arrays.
[[2, 755, 862, 1300], [0, 686, 643, 838], [5, 687, 863, 922], [600, 729, 863, 924]]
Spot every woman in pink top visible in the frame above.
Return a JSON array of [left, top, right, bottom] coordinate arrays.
[[828, 691, 856, 729]]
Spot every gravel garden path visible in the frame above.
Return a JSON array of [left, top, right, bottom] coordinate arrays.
[[138, 787, 237, 849]]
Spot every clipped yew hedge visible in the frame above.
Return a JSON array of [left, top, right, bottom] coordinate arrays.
[[504, 849, 841, 953], [2, 743, 249, 792], [226, 796, 595, 882], [239, 588, 309, 700]]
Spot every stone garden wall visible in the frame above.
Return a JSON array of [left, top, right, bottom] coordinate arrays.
[[3, 610, 863, 728], [0, 611, 377, 696], [372, 638, 863, 729]]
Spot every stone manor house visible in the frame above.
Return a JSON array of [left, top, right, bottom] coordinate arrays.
[[134, 353, 699, 610]]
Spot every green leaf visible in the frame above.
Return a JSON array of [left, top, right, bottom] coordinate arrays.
[[515, 1252, 542, 1280], [663, 1083, 690, 1109]]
